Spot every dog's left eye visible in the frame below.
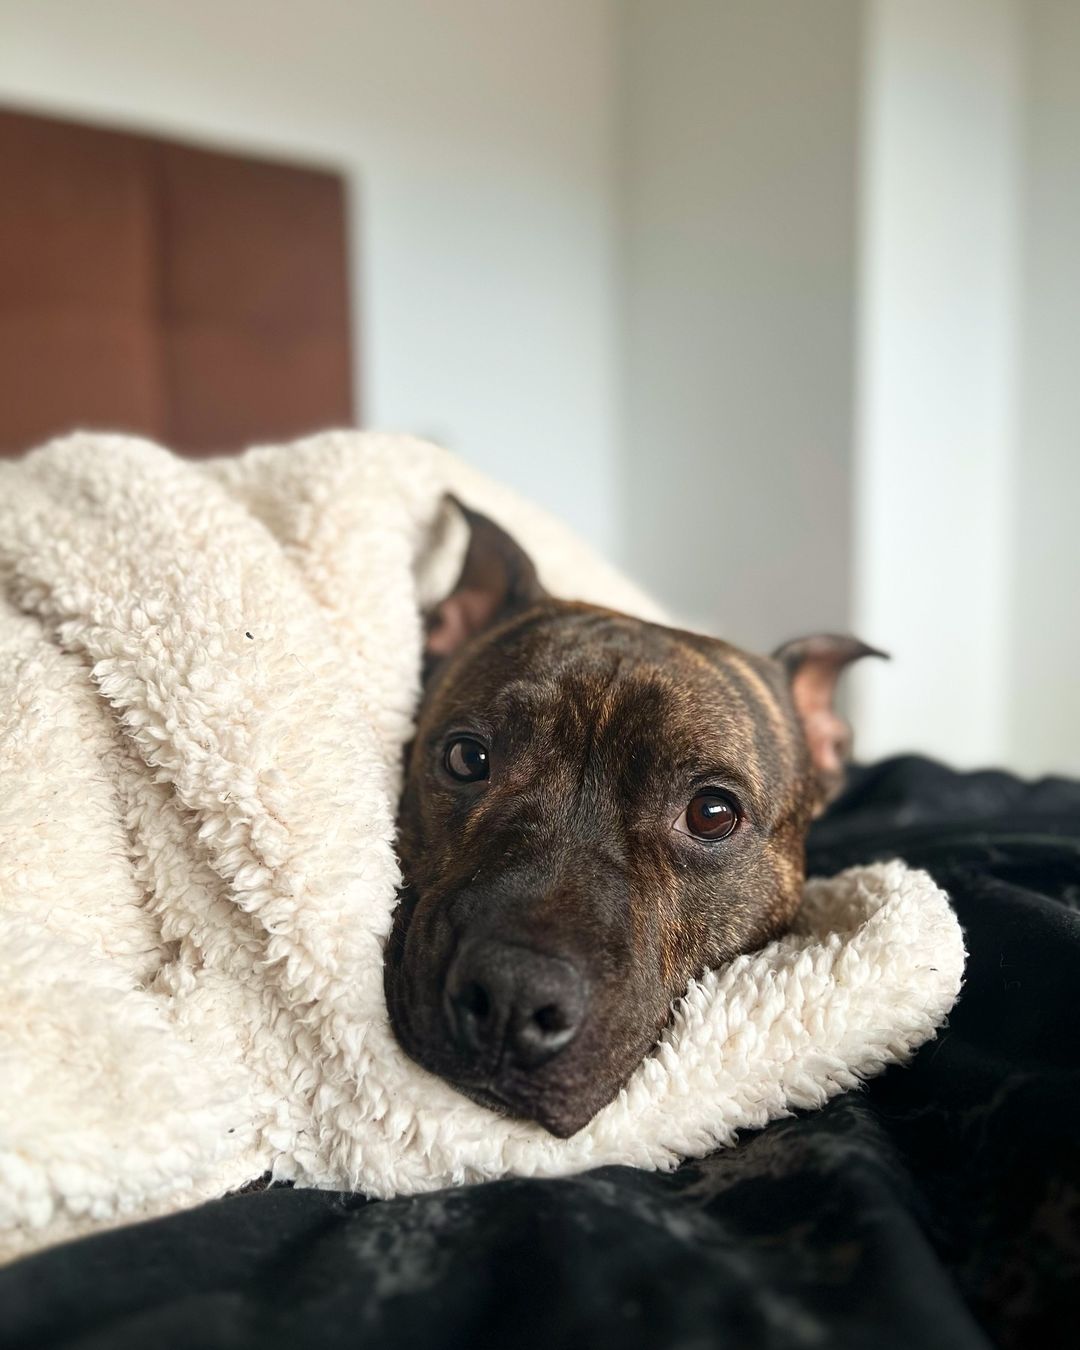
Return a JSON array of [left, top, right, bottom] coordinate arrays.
[[674, 790, 739, 841], [444, 736, 490, 783]]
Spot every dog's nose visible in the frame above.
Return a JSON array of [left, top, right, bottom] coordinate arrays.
[[445, 940, 586, 1070]]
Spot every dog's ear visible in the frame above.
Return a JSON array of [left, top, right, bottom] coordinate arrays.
[[425, 496, 547, 658], [772, 635, 887, 802]]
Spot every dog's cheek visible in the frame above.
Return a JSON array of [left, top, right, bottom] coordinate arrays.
[[704, 842, 805, 964], [603, 870, 681, 1055], [389, 887, 460, 1052], [398, 770, 458, 899], [635, 847, 717, 997], [751, 816, 809, 937]]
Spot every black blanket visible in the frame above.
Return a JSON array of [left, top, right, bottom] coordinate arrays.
[[4, 756, 1079, 1350]]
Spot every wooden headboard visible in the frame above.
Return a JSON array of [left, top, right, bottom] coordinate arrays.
[[0, 107, 355, 457]]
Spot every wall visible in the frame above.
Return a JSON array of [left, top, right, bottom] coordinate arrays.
[[852, 0, 1023, 768], [1010, 0, 1080, 776], [0, 0, 622, 554], [619, 0, 1076, 775], [618, 0, 862, 652], [2, 0, 1075, 774]]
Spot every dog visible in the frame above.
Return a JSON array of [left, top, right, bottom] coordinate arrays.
[[384, 500, 883, 1138]]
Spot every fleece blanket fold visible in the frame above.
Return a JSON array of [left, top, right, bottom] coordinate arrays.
[[0, 431, 965, 1263]]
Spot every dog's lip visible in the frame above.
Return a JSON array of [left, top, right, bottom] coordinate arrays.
[[388, 1032, 517, 1119], [444, 1075, 592, 1138], [386, 1014, 591, 1137], [448, 1078, 517, 1118]]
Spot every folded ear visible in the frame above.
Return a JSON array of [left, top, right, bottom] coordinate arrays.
[[425, 496, 547, 658], [772, 634, 888, 801]]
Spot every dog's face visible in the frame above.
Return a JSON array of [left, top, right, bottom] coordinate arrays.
[[385, 502, 880, 1137]]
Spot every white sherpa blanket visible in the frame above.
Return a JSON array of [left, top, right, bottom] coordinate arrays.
[[0, 431, 965, 1264]]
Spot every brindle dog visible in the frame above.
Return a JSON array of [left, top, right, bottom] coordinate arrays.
[[385, 500, 883, 1138]]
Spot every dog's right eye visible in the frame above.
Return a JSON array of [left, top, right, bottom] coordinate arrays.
[[674, 789, 739, 841], [443, 736, 490, 783]]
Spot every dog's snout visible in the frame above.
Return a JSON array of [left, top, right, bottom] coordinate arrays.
[[446, 940, 586, 1071]]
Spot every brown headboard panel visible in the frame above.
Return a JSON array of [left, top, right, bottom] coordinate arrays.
[[0, 107, 355, 457]]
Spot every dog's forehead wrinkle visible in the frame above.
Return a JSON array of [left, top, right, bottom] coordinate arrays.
[[484, 653, 648, 739], [463, 651, 762, 808], [666, 645, 799, 824]]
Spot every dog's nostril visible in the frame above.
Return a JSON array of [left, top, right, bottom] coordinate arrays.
[[533, 1003, 564, 1034], [459, 981, 491, 1021]]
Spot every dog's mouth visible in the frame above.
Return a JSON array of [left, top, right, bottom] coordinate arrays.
[[437, 1076, 589, 1139], [383, 999, 577, 1134], [384, 972, 600, 1138]]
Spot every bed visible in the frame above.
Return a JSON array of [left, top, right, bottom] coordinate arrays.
[[2, 755, 1077, 1350]]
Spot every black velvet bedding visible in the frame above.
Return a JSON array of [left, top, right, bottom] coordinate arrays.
[[3, 756, 1079, 1350]]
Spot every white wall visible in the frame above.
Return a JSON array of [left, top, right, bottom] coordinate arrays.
[[618, 0, 862, 653], [2, 1, 1075, 774], [1010, 0, 1080, 776], [0, 0, 622, 555], [618, 0, 1077, 775], [852, 0, 1023, 768]]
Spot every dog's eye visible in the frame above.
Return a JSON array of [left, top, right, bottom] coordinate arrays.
[[444, 736, 490, 783], [675, 790, 739, 841]]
